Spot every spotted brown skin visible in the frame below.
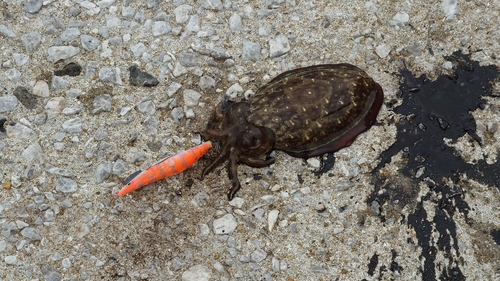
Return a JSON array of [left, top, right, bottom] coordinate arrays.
[[202, 64, 384, 200]]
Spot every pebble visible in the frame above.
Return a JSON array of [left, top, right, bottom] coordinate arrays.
[[269, 35, 290, 58], [173, 61, 188, 77], [42, 265, 62, 281], [184, 15, 200, 35], [167, 82, 182, 97], [375, 43, 391, 58], [21, 32, 42, 53], [23, 0, 43, 14], [229, 197, 245, 209], [229, 13, 242, 31], [22, 142, 44, 164], [152, 21, 171, 36], [182, 264, 211, 281], [442, 0, 458, 20], [241, 41, 261, 61], [5, 68, 21, 82], [0, 24, 17, 38], [174, 5, 192, 24], [251, 249, 267, 262], [60, 28, 81, 42], [46, 97, 66, 115], [13, 86, 38, 110], [307, 158, 321, 169], [5, 255, 18, 265], [129, 66, 159, 87], [213, 214, 238, 234], [51, 76, 70, 92], [21, 227, 42, 240], [200, 0, 223, 10], [6, 122, 35, 139], [99, 67, 122, 85], [13, 53, 29, 66], [198, 76, 215, 90], [393, 12, 409, 24], [62, 117, 83, 133], [183, 89, 201, 107], [0, 95, 19, 112], [95, 162, 112, 183], [55, 62, 82, 77], [137, 100, 156, 115], [47, 46, 80, 63], [179, 52, 200, 67], [268, 209, 279, 232], [55, 179, 78, 196], [226, 83, 244, 99], [47, 167, 74, 177], [131, 43, 147, 57], [81, 35, 101, 51]]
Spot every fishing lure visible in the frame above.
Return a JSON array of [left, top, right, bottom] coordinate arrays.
[[116, 141, 212, 197]]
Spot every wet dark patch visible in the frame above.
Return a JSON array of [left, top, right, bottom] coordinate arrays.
[[313, 152, 335, 177], [0, 118, 7, 133], [54, 62, 82, 76], [13, 86, 38, 109], [370, 51, 499, 280]]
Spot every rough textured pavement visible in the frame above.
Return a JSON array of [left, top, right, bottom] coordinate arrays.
[[1, 0, 500, 280]]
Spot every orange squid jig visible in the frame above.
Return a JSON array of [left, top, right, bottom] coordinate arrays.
[[116, 141, 212, 197]]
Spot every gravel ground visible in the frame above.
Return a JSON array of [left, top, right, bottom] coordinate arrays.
[[1, 0, 500, 280]]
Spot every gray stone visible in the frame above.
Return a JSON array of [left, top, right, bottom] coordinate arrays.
[[51, 76, 70, 92], [210, 48, 231, 59], [213, 214, 238, 235], [269, 35, 291, 58], [0, 24, 17, 38], [112, 159, 128, 175], [129, 66, 159, 87], [137, 100, 156, 115], [200, 0, 223, 10], [106, 15, 121, 28], [22, 142, 44, 164], [131, 43, 147, 57], [6, 123, 35, 139], [375, 43, 391, 58], [14, 86, 37, 109], [95, 162, 112, 183], [5, 255, 18, 265], [135, 10, 146, 23], [23, 0, 43, 14], [229, 13, 242, 31], [184, 15, 200, 34], [99, 67, 122, 85], [182, 265, 211, 281], [13, 53, 29, 66], [0, 95, 19, 112], [60, 28, 81, 42], [55, 177, 78, 193], [21, 32, 42, 53], [183, 89, 201, 107], [251, 248, 267, 262], [171, 107, 184, 122], [42, 265, 62, 281], [5, 68, 21, 82], [47, 167, 74, 177], [108, 36, 122, 45], [47, 46, 80, 63], [242, 41, 261, 61], [152, 21, 171, 36], [199, 76, 215, 91], [226, 83, 243, 99], [179, 52, 200, 67], [21, 227, 42, 240], [174, 5, 192, 24], [81, 35, 101, 51], [122, 6, 136, 18], [143, 116, 158, 136], [92, 94, 112, 114], [62, 117, 82, 133], [167, 82, 182, 97], [173, 62, 188, 77]]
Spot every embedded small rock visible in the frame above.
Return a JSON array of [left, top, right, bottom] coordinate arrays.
[[129, 66, 159, 87], [99, 67, 122, 85], [81, 35, 101, 51], [0, 95, 19, 113], [269, 35, 290, 58], [182, 264, 211, 281], [21, 32, 42, 53], [55, 177, 78, 193], [13, 86, 38, 110], [54, 62, 82, 77], [213, 214, 238, 234], [47, 46, 80, 63], [21, 227, 42, 240]]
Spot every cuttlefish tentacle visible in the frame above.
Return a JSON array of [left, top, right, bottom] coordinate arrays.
[[201, 137, 232, 179], [227, 147, 241, 201]]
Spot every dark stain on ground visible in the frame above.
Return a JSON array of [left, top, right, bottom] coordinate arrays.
[[369, 51, 499, 280]]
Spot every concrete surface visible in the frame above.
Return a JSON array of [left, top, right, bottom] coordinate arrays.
[[1, 0, 499, 280]]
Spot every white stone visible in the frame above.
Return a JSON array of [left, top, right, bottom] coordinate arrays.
[[213, 214, 238, 234], [33, 80, 50, 97], [182, 264, 211, 281], [268, 209, 279, 232]]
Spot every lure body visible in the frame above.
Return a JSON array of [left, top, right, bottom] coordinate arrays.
[[116, 141, 212, 197]]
